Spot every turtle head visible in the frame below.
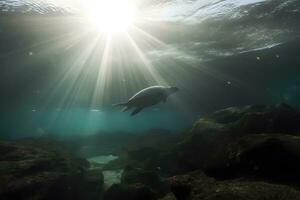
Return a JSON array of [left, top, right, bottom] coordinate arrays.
[[166, 86, 179, 95]]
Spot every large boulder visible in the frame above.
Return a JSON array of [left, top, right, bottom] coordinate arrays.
[[102, 104, 300, 180], [158, 193, 177, 200], [235, 103, 300, 134], [82, 168, 105, 199], [190, 103, 300, 138], [121, 166, 169, 197], [0, 139, 103, 200], [167, 171, 300, 200], [103, 183, 156, 200], [205, 134, 300, 185], [103, 165, 169, 200], [164, 104, 300, 174]]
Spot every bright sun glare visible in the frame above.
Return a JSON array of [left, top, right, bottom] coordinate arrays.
[[85, 0, 136, 34]]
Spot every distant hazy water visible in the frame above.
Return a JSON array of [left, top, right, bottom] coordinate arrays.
[[0, 107, 190, 139], [1, 0, 300, 140]]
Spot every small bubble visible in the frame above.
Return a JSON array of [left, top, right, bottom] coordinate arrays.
[[276, 54, 280, 58], [90, 109, 100, 112], [28, 51, 33, 56], [256, 56, 261, 60], [227, 81, 231, 85]]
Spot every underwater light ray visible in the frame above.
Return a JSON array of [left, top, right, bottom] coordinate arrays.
[[41, 36, 102, 130], [146, 46, 243, 90], [125, 33, 168, 86], [91, 36, 113, 107], [122, 19, 243, 89], [131, 26, 231, 85], [29, 1, 240, 116], [45, 35, 101, 109], [0, 26, 85, 60], [30, 32, 92, 64], [132, 26, 168, 48], [104, 44, 139, 103]]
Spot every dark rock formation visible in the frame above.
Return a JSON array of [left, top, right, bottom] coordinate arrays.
[[161, 104, 300, 175], [103, 104, 300, 200], [103, 183, 156, 200], [0, 139, 103, 200], [83, 168, 105, 199], [112, 104, 300, 180], [103, 165, 169, 200], [121, 166, 169, 197], [167, 171, 300, 200], [159, 193, 177, 200], [4, 104, 298, 200], [206, 134, 300, 185], [235, 103, 300, 134]]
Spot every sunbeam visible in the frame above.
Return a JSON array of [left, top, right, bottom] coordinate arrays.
[[83, 0, 136, 34], [92, 36, 112, 106]]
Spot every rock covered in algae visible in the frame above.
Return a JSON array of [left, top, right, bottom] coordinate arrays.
[[0, 138, 103, 200], [205, 133, 300, 185], [167, 171, 300, 200]]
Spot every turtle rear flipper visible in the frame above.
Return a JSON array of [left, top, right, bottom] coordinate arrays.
[[131, 107, 143, 116], [122, 106, 131, 112], [113, 102, 128, 107]]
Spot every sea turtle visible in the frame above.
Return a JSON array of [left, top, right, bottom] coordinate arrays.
[[114, 86, 179, 116]]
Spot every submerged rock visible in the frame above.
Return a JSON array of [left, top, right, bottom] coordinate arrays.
[[236, 103, 300, 134], [103, 165, 169, 200], [121, 166, 169, 197], [206, 134, 300, 185], [161, 104, 300, 175], [0, 139, 103, 200], [192, 103, 300, 137], [83, 168, 104, 199], [158, 193, 177, 200], [167, 171, 300, 200], [103, 183, 156, 200]]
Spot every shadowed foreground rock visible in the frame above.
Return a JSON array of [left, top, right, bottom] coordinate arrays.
[[167, 171, 300, 200], [156, 104, 300, 175], [103, 183, 156, 200], [2, 104, 300, 200], [103, 166, 169, 200], [121, 166, 169, 197], [159, 193, 177, 200], [0, 139, 104, 200], [206, 134, 300, 185], [108, 104, 300, 200], [105, 104, 300, 179]]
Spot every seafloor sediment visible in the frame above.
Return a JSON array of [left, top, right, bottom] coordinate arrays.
[[1, 103, 300, 200]]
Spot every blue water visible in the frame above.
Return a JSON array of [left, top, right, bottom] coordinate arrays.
[[0, 0, 300, 139], [0, 106, 190, 139]]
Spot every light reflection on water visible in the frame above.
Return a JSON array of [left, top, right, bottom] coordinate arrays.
[[103, 169, 123, 189], [87, 154, 118, 165], [87, 154, 122, 189]]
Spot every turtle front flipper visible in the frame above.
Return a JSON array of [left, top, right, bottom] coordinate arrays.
[[130, 107, 143, 116], [122, 106, 131, 112]]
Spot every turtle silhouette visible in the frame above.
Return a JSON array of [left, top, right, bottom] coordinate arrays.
[[114, 86, 179, 116]]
